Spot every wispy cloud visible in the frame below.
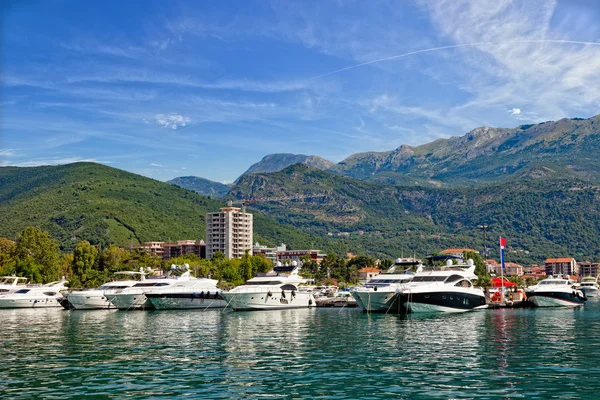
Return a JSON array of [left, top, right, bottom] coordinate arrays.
[[509, 108, 521, 115], [3, 157, 112, 167], [0, 149, 16, 157], [154, 113, 190, 129], [151, 162, 164, 167]]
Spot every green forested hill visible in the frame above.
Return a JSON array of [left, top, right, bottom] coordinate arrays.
[[0, 163, 338, 252], [230, 164, 600, 264]]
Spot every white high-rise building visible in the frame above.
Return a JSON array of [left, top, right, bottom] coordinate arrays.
[[206, 202, 253, 259]]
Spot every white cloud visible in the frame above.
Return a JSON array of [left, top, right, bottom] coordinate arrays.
[[4, 157, 112, 167], [154, 113, 190, 129], [151, 163, 164, 167], [509, 108, 521, 115], [0, 149, 16, 157]]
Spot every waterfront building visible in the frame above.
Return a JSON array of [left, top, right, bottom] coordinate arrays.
[[276, 245, 326, 264], [135, 240, 206, 260], [544, 257, 578, 277], [578, 261, 599, 278], [358, 267, 381, 284], [486, 259, 523, 276], [522, 265, 547, 280], [206, 203, 253, 259], [440, 248, 479, 258]]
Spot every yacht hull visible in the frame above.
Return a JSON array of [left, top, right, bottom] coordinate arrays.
[[527, 292, 586, 307], [220, 291, 316, 311], [400, 291, 487, 314], [146, 293, 227, 310], [0, 296, 63, 308], [106, 292, 154, 310], [67, 292, 116, 310], [351, 290, 403, 313], [580, 288, 598, 298]]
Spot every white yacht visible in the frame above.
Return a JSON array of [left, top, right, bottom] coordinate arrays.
[[396, 258, 487, 313], [351, 258, 421, 313], [0, 279, 67, 308], [145, 278, 226, 310], [525, 275, 587, 307], [579, 277, 599, 298], [0, 276, 28, 294], [106, 266, 193, 310], [220, 262, 316, 311], [66, 271, 147, 310]]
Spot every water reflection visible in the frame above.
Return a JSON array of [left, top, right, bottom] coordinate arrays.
[[3, 305, 600, 398]]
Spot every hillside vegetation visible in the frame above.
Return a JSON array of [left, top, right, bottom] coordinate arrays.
[[0, 163, 336, 252]]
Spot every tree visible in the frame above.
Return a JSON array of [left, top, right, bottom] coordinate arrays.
[[72, 240, 99, 287], [251, 255, 273, 275], [239, 251, 254, 282], [379, 258, 393, 270], [345, 255, 376, 284], [0, 237, 15, 273], [463, 250, 490, 283], [98, 245, 127, 272], [12, 227, 60, 283]]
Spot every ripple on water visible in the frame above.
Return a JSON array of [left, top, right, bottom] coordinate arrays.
[[3, 304, 600, 398]]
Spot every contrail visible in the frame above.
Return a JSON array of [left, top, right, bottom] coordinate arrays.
[[308, 39, 600, 81]]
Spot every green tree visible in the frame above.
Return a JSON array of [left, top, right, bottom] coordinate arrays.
[[463, 250, 490, 283], [12, 227, 60, 283], [0, 237, 15, 273], [72, 240, 99, 287], [99, 245, 127, 272], [251, 255, 273, 275], [379, 258, 393, 270]]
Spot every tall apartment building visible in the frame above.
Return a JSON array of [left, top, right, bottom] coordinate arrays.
[[206, 202, 253, 259]]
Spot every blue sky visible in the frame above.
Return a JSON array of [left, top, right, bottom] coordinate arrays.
[[2, 0, 600, 182]]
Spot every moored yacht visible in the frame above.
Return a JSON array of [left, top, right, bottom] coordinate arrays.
[[579, 277, 599, 298], [396, 258, 487, 313], [525, 275, 587, 307], [146, 278, 226, 309], [106, 266, 193, 310], [351, 258, 421, 313], [0, 276, 28, 294], [0, 279, 68, 308], [220, 262, 316, 311], [66, 271, 147, 310]]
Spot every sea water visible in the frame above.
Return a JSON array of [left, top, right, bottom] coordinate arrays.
[[2, 301, 600, 399]]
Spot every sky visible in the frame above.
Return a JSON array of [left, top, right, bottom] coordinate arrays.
[[2, 0, 600, 183]]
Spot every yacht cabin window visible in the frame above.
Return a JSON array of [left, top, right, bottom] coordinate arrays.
[[412, 276, 446, 283], [445, 274, 465, 283], [15, 289, 30, 294], [244, 281, 284, 285]]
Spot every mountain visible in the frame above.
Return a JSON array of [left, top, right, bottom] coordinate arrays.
[[332, 115, 600, 186], [167, 176, 231, 198], [230, 163, 600, 264], [237, 115, 600, 187], [0, 163, 338, 252], [237, 153, 336, 181]]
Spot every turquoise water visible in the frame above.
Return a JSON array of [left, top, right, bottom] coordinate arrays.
[[2, 301, 600, 399]]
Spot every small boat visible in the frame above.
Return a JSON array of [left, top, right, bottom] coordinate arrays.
[[579, 277, 599, 298], [396, 258, 488, 313], [0, 279, 68, 308], [351, 258, 420, 313], [525, 275, 587, 307], [220, 261, 316, 311], [0, 276, 28, 294], [145, 278, 227, 310], [66, 271, 147, 310]]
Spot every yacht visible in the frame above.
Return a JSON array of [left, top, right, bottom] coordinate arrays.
[[525, 275, 587, 307], [0, 279, 67, 308], [0, 276, 28, 294], [66, 271, 147, 310], [395, 258, 487, 313], [220, 262, 316, 311], [351, 258, 421, 313], [579, 277, 599, 298], [106, 266, 193, 310], [145, 278, 226, 310]]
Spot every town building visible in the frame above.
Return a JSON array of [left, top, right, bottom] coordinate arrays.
[[135, 240, 206, 260], [358, 267, 381, 284], [522, 265, 547, 280], [440, 248, 479, 258], [577, 261, 600, 278], [544, 257, 578, 277], [486, 259, 523, 276], [276, 244, 326, 264], [206, 203, 253, 259]]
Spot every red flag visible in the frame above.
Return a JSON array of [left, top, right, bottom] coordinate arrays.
[[500, 237, 506, 249]]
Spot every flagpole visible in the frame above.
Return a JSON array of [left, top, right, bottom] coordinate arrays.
[[500, 237, 505, 303]]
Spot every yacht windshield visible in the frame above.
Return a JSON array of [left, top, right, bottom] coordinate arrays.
[[412, 276, 447, 283], [244, 281, 284, 285], [14, 288, 30, 294], [133, 282, 170, 287], [540, 280, 568, 285]]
